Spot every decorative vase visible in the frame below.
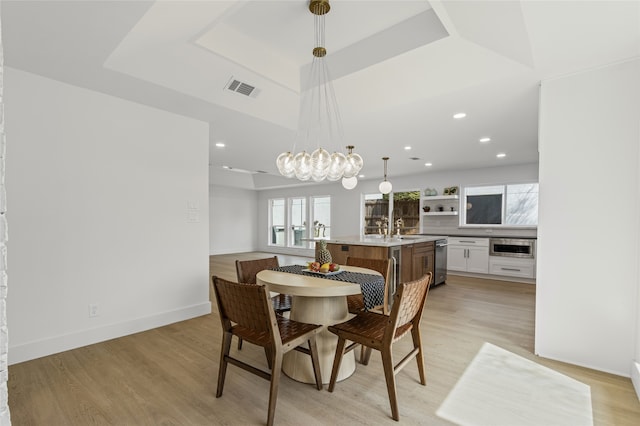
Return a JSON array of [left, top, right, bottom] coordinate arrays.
[[316, 240, 332, 264]]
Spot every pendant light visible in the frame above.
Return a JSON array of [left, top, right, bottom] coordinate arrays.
[[340, 145, 360, 189], [275, 0, 363, 186], [341, 176, 358, 190], [378, 157, 392, 194]]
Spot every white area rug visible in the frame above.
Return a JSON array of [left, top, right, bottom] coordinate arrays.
[[436, 342, 593, 426]]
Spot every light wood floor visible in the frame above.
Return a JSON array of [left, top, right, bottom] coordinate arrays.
[[8, 252, 640, 425]]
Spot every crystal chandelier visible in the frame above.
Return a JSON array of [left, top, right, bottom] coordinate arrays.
[[276, 0, 363, 187]]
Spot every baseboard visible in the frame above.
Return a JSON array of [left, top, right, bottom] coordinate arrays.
[[260, 247, 315, 258], [448, 271, 536, 285], [534, 350, 630, 378], [8, 302, 211, 365], [210, 247, 255, 255], [632, 361, 640, 401]]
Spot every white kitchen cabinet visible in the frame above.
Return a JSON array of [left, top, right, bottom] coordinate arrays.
[[447, 237, 489, 274], [447, 245, 468, 270], [489, 256, 536, 279]]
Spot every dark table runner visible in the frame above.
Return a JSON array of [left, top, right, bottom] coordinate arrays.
[[271, 265, 384, 310]]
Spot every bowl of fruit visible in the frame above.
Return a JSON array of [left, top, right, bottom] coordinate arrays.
[[304, 261, 343, 275]]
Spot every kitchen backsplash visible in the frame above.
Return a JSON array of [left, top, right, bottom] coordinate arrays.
[[422, 225, 537, 239]]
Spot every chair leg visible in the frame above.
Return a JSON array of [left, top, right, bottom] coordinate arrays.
[[216, 331, 233, 398], [411, 326, 426, 385], [266, 349, 283, 426], [328, 337, 347, 392], [308, 337, 323, 390], [381, 346, 400, 421], [237, 336, 243, 350], [361, 346, 373, 365], [264, 346, 274, 370]]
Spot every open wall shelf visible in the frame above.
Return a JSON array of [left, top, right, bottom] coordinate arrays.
[[423, 211, 458, 216], [421, 195, 459, 201]]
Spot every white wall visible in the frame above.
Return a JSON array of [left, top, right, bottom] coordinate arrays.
[[536, 59, 640, 377], [209, 184, 258, 254], [0, 13, 9, 424], [635, 111, 640, 396], [254, 163, 538, 257], [5, 68, 211, 364]]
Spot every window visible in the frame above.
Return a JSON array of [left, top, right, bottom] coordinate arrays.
[[505, 183, 539, 225], [392, 191, 420, 235], [363, 190, 420, 235], [289, 197, 306, 247], [462, 183, 538, 226], [311, 196, 331, 239], [270, 199, 285, 246], [268, 196, 331, 248], [364, 193, 389, 235]]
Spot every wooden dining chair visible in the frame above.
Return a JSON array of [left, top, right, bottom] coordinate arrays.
[[212, 276, 323, 426], [327, 272, 432, 422], [235, 256, 292, 349], [345, 257, 392, 315]]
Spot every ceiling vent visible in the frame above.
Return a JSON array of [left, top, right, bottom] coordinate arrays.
[[225, 77, 260, 98], [222, 165, 255, 174]]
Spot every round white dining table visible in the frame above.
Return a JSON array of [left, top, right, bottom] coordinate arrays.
[[256, 265, 381, 384]]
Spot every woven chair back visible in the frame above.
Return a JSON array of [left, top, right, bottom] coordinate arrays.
[[212, 276, 275, 334], [345, 257, 391, 280], [346, 257, 392, 313], [236, 256, 279, 284], [388, 273, 431, 334]]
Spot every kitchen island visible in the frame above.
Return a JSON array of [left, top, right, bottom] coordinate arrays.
[[319, 235, 447, 292], [324, 234, 445, 248]]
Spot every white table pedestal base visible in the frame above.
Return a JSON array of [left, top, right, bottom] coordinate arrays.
[[282, 295, 355, 384]]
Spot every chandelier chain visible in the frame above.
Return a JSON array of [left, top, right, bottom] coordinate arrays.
[[275, 0, 363, 186]]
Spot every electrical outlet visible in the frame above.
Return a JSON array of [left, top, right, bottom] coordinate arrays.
[[89, 303, 99, 317]]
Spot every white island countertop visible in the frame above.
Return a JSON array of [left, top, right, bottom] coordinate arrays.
[[323, 235, 447, 247]]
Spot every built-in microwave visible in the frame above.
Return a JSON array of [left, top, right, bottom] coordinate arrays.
[[489, 238, 536, 259]]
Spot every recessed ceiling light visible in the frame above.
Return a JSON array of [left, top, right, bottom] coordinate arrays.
[[479, 137, 491, 143], [222, 165, 230, 169], [424, 162, 433, 167], [453, 112, 466, 119], [215, 142, 226, 148], [358, 174, 365, 178], [496, 153, 506, 158], [404, 146, 412, 150]]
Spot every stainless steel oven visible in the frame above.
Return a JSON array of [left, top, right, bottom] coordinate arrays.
[[489, 238, 535, 258]]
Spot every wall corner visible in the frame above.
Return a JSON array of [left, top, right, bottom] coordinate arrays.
[[632, 361, 640, 401]]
